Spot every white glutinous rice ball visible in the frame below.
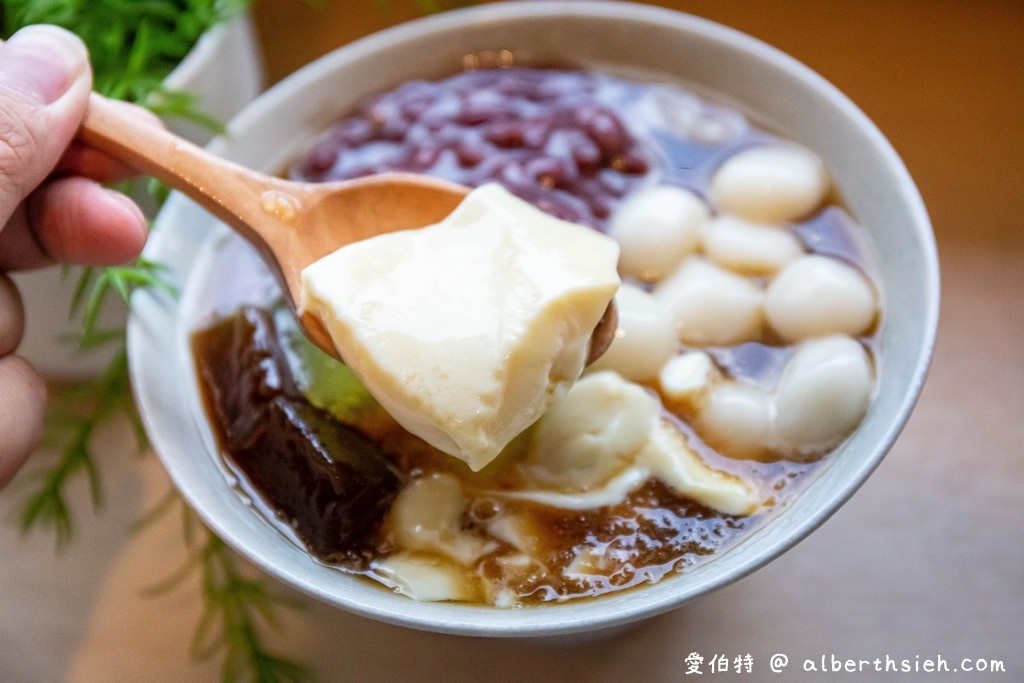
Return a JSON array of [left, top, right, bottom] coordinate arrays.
[[774, 336, 874, 454], [710, 145, 830, 224], [698, 382, 774, 458], [658, 351, 718, 403], [608, 184, 709, 282], [765, 255, 877, 342], [703, 214, 805, 274], [588, 283, 677, 381], [654, 258, 764, 346]]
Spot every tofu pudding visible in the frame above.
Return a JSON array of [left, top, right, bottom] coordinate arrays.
[[191, 67, 880, 606], [300, 184, 622, 472]]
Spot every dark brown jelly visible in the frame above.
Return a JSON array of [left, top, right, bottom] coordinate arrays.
[[192, 307, 401, 565]]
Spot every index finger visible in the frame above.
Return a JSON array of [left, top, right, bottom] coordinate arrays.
[[55, 99, 165, 182]]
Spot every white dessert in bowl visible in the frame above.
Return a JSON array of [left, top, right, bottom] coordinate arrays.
[[187, 64, 882, 609], [131, 1, 937, 636]]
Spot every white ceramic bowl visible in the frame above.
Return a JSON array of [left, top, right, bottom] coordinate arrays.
[[130, 1, 938, 637]]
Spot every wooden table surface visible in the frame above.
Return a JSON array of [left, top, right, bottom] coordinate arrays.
[[1, 1, 1020, 681]]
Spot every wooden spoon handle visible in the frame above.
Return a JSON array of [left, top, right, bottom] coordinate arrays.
[[78, 93, 293, 248]]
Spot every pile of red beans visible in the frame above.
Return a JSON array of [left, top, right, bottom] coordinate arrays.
[[290, 69, 651, 228]]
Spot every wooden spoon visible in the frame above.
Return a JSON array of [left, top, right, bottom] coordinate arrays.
[[78, 93, 618, 364]]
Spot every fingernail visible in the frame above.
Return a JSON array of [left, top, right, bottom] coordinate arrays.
[[103, 187, 146, 224], [102, 189, 150, 261], [0, 26, 88, 105]]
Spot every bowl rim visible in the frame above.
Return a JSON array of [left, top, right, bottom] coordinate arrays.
[[130, 0, 939, 637]]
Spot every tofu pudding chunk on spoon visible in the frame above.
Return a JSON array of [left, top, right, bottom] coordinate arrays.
[[301, 183, 621, 470], [78, 94, 621, 466]]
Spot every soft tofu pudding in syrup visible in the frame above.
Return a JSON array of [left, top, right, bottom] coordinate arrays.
[[191, 67, 881, 606], [300, 183, 620, 471]]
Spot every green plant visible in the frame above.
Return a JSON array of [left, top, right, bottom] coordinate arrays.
[[140, 495, 314, 683], [2, 0, 247, 125]]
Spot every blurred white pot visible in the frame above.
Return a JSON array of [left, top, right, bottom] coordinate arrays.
[[14, 14, 264, 380]]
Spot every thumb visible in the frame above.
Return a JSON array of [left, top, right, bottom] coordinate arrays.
[[0, 25, 91, 228]]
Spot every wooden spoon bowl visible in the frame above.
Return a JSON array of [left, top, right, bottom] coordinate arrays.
[[79, 93, 617, 363]]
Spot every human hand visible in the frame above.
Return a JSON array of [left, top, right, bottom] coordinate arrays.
[[0, 26, 151, 489]]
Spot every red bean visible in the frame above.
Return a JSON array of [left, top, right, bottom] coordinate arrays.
[[611, 152, 649, 175], [333, 118, 373, 146], [412, 145, 441, 168], [526, 157, 561, 188], [400, 97, 431, 121], [455, 140, 486, 168], [296, 141, 338, 178], [577, 106, 629, 155], [486, 122, 526, 148]]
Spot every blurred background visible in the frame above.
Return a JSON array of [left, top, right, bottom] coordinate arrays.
[[1, 1, 1020, 680]]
